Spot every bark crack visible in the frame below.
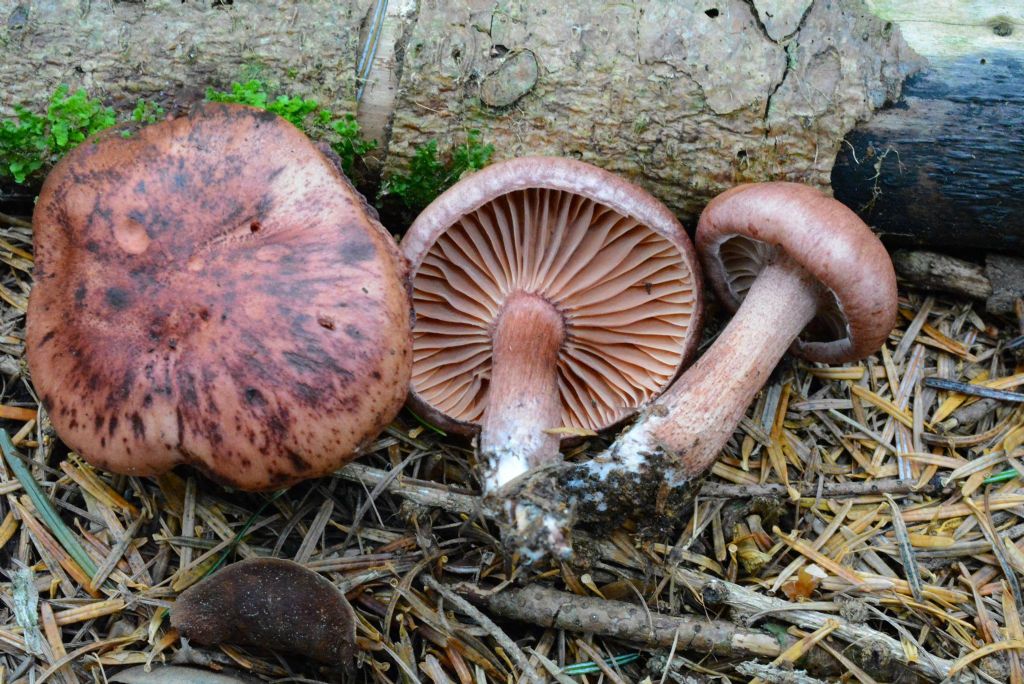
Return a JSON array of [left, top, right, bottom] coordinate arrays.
[[744, 0, 816, 135]]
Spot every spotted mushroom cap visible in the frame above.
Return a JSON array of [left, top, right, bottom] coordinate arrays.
[[401, 156, 704, 435], [26, 103, 412, 491], [696, 182, 897, 364]]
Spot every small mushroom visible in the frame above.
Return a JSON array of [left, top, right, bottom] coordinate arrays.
[[401, 157, 704, 494], [565, 182, 896, 518], [170, 557, 356, 669], [26, 103, 412, 490]]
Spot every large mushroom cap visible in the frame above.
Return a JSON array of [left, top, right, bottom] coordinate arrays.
[[27, 103, 412, 491], [402, 156, 703, 435], [696, 182, 897, 364]]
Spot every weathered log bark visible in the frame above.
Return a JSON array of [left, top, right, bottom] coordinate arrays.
[[832, 2, 1024, 252], [893, 249, 1024, 316], [1, 0, 912, 227]]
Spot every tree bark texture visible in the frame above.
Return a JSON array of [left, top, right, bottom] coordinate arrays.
[[1, 0, 912, 228]]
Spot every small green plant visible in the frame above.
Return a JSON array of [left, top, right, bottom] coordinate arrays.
[[325, 112, 378, 178], [1, 79, 493, 212], [205, 80, 376, 176], [381, 130, 494, 213], [0, 86, 118, 183], [130, 99, 166, 125]]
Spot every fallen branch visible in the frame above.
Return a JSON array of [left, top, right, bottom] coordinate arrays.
[[698, 478, 940, 500], [421, 575, 544, 684], [663, 564, 954, 681], [453, 582, 782, 658], [338, 462, 964, 681]]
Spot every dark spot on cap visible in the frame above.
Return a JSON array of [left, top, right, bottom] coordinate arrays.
[[39, 330, 56, 346], [108, 416, 119, 436], [344, 325, 362, 339], [341, 239, 376, 265], [173, 172, 188, 189], [244, 388, 267, 406], [130, 413, 145, 438], [94, 414, 105, 430], [293, 382, 320, 406], [317, 315, 336, 330], [253, 108, 279, 123], [371, 371, 381, 380], [284, 449, 311, 471], [74, 284, 87, 308], [266, 412, 288, 440], [143, 394, 153, 407], [176, 408, 185, 444], [105, 286, 132, 310]]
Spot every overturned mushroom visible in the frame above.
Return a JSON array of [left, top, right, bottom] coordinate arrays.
[[511, 182, 897, 556], [170, 557, 356, 669], [402, 157, 703, 495], [26, 103, 412, 490]]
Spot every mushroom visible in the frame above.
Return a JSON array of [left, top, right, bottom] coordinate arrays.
[[26, 103, 412, 491], [170, 557, 356, 669], [401, 157, 704, 495], [552, 182, 897, 534]]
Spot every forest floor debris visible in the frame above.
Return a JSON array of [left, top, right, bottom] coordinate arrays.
[[1, 211, 1023, 682]]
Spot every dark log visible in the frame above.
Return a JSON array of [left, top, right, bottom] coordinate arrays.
[[832, 3, 1024, 252]]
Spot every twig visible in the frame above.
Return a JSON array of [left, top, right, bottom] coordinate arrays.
[[698, 478, 936, 499], [736, 662, 826, 684], [0, 211, 32, 229], [666, 565, 954, 681], [421, 575, 544, 684], [339, 464, 937, 513], [336, 462, 480, 515], [453, 582, 782, 658], [573, 639, 629, 684], [924, 376, 1024, 403]]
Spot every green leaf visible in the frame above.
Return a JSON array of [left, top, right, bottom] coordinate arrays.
[[51, 119, 69, 147]]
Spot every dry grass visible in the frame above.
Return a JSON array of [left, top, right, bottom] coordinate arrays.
[[1, 210, 1023, 683]]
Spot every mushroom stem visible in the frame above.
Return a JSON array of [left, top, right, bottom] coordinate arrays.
[[480, 292, 566, 494], [598, 250, 823, 482]]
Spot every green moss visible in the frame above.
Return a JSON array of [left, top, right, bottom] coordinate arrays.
[[205, 80, 376, 177], [380, 130, 494, 213], [0, 85, 124, 183], [1, 80, 497, 218]]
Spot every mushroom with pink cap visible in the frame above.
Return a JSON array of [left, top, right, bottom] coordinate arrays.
[[401, 157, 704, 496], [515, 181, 898, 555], [26, 103, 413, 491]]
